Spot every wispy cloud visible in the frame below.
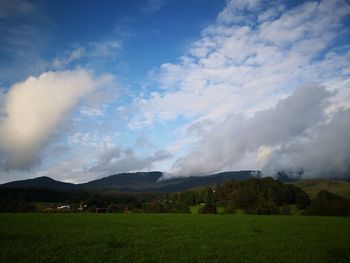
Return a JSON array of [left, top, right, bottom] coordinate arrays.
[[0, 0, 37, 18], [0, 0, 53, 86], [87, 146, 171, 178], [52, 40, 122, 69], [143, 0, 166, 14]]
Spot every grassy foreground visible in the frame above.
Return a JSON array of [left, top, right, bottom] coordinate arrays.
[[1, 214, 350, 263]]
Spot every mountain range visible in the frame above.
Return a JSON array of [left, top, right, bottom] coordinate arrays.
[[0, 171, 256, 192]]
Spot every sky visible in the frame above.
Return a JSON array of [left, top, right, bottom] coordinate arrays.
[[0, 0, 350, 183]]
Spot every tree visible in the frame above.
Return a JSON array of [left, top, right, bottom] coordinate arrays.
[[145, 201, 163, 213], [224, 201, 236, 214], [280, 204, 292, 215], [295, 191, 310, 209], [306, 190, 350, 216], [198, 187, 217, 214]]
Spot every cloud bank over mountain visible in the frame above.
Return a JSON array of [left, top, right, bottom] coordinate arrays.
[[172, 84, 350, 178]]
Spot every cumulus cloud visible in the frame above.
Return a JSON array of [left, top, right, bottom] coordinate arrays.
[[172, 84, 350, 178], [131, 0, 350, 128], [128, 0, 350, 178], [0, 69, 110, 170]]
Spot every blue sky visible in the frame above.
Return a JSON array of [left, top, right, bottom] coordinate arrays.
[[0, 0, 350, 183]]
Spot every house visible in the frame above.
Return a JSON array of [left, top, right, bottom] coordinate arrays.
[[57, 204, 71, 210]]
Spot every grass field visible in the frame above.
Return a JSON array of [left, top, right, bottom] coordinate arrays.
[[1, 214, 350, 263]]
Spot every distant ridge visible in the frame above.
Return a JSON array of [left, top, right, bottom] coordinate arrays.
[[0, 171, 255, 192], [78, 171, 164, 191], [0, 176, 76, 191]]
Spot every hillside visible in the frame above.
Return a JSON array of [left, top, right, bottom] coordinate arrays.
[[0, 176, 76, 192], [290, 179, 350, 200], [78, 172, 163, 191], [1, 171, 255, 192]]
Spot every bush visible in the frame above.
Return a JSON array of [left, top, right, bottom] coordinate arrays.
[[280, 204, 291, 215], [224, 203, 236, 214], [199, 204, 217, 214]]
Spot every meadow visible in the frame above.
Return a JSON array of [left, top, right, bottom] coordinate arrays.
[[1, 214, 350, 263]]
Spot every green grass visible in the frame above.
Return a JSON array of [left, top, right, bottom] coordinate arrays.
[[1, 213, 350, 263], [190, 205, 202, 214]]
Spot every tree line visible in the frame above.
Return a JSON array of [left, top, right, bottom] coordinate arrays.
[[1, 177, 349, 216]]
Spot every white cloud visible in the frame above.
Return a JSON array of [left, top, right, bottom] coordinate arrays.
[[259, 0, 350, 46], [132, 0, 350, 130], [217, 0, 262, 24], [52, 47, 86, 68], [68, 132, 113, 149], [79, 106, 105, 117], [130, 0, 350, 177], [0, 69, 110, 170], [172, 84, 350, 178]]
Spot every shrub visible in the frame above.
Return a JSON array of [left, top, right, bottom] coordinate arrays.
[[199, 204, 217, 214], [224, 203, 236, 214], [280, 204, 291, 215]]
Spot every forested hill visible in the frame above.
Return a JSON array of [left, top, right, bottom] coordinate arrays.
[[0, 171, 255, 192], [0, 176, 76, 191]]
